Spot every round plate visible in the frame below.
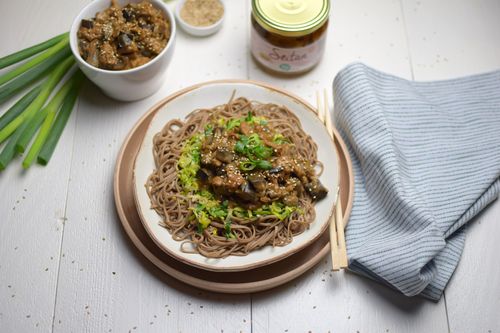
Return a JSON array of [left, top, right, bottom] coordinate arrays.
[[133, 80, 339, 272], [113, 88, 354, 293]]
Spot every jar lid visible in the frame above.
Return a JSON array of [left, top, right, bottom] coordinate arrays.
[[252, 0, 330, 37]]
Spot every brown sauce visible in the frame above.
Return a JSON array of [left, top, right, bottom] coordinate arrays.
[[77, 0, 171, 70], [197, 113, 328, 209]]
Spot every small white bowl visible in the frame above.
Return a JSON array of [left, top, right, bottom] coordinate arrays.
[[175, 0, 224, 37], [70, 0, 176, 101]]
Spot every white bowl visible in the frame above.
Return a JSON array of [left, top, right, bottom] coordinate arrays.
[[69, 0, 176, 101], [175, 0, 224, 37], [133, 80, 339, 272]]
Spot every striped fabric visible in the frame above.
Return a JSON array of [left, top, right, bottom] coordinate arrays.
[[332, 63, 500, 300]]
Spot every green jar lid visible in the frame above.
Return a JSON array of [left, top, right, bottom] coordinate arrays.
[[252, 0, 330, 37]]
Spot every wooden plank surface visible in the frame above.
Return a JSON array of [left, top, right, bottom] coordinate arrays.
[[402, 0, 500, 332], [249, 0, 449, 332], [0, 1, 88, 332], [50, 1, 252, 333]]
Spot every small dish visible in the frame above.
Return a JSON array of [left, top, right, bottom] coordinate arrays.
[[132, 80, 340, 272], [175, 0, 225, 37], [69, 0, 177, 101]]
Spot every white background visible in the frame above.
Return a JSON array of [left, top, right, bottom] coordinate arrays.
[[1, 0, 499, 332]]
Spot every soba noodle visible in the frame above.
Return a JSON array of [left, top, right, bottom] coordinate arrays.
[[146, 97, 323, 258]]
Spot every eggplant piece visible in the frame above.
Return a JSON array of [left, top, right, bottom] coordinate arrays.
[[117, 33, 132, 47], [268, 166, 284, 174], [304, 180, 328, 201], [141, 49, 152, 57], [122, 8, 134, 21], [81, 19, 94, 29], [248, 174, 266, 192], [139, 22, 154, 30], [196, 168, 213, 183], [215, 149, 234, 163], [237, 182, 258, 202]]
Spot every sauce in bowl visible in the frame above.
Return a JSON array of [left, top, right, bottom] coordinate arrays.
[[77, 0, 171, 70]]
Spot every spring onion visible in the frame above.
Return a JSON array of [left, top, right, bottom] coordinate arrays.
[[0, 45, 71, 105], [0, 56, 74, 144], [0, 85, 41, 132], [22, 71, 83, 169], [0, 35, 69, 86], [0, 122, 28, 170], [38, 78, 83, 166], [16, 70, 83, 153], [0, 32, 67, 69]]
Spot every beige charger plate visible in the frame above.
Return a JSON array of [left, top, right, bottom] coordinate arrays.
[[113, 81, 354, 293]]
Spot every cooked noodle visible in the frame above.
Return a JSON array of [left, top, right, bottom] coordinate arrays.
[[146, 96, 322, 258]]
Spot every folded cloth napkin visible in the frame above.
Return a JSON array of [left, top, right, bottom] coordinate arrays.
[[333, 63, 500, 300]]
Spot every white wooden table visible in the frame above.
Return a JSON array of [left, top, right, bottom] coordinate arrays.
[[1, 0, 499, 332]]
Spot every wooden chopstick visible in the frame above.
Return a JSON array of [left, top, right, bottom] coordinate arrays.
[[316, 90, 348, 270]]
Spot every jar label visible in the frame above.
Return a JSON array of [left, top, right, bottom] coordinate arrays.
[[250, 25, 327, 73]]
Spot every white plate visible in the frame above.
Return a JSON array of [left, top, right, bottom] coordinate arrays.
[[133, 80, 339, 272]]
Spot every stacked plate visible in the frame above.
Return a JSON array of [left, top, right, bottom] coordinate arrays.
[[113, 80, 353, 293]]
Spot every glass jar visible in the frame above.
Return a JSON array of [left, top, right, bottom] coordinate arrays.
[[251, 0, 330, 75]]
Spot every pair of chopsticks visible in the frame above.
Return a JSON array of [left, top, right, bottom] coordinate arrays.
[[316, 90, 348, 271]]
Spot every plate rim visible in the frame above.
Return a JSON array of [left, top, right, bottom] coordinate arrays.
[[132, 79, 340, 272], [113, 91, 354, 293]]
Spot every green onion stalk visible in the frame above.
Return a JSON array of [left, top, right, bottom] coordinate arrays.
[[16, 70, 83, 154], [22, 70, 84, 168], [0, 32, 67, 69], [0, 45, 71, 105], [0, 85, 41, 132], [0, 34, 69, 86], [0, 55, 75, 144], [38, 78, 83, 166]]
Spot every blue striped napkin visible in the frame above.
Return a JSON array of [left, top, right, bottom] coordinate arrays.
[[333, 63, 500, 300]]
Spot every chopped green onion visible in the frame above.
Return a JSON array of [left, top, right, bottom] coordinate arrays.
[[204, 125, 213, 136], [0, 55, 74, 144], [240, 160, 256, 171], [38, 77, 83, 165], [0, 32, 67, 69], [273, 133, 289, 144], [22, 70, 83, 169], [0, 85, 41, 132], [226, 118, 241, 130], [16, 70, 82, 153], [245, 112, 253, 122], [0, 45, 71, 105], [255, 160, 272, 170], [0, 35, 69, 86], [253, 145, 273, 159]]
